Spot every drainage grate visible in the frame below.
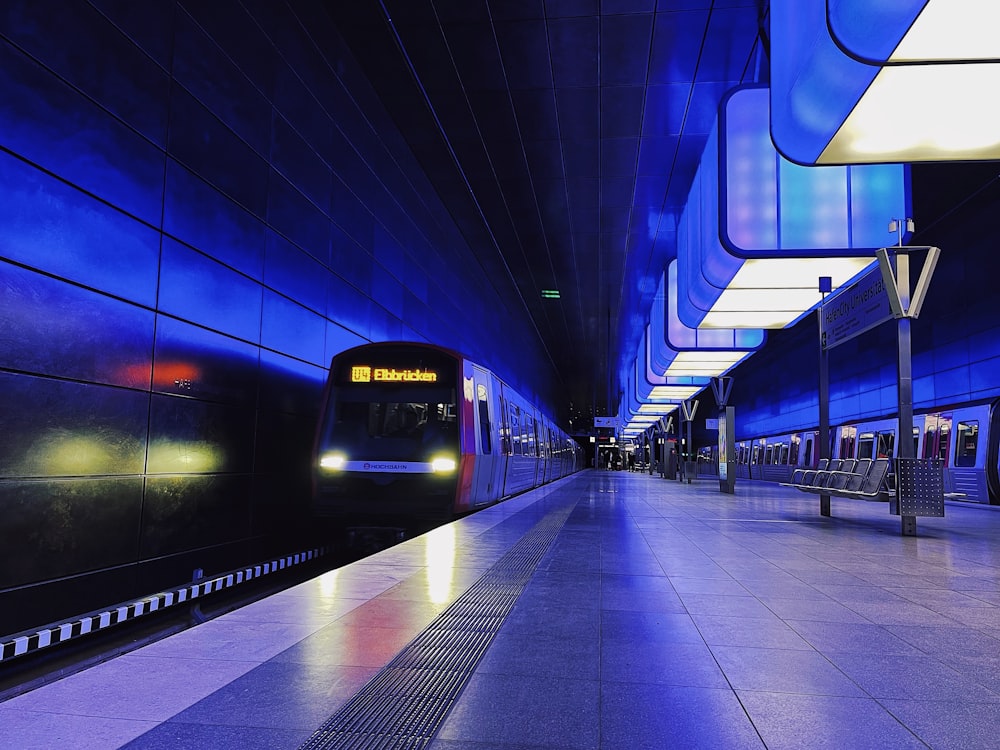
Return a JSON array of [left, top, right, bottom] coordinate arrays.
[[298, 504, 573, 750]]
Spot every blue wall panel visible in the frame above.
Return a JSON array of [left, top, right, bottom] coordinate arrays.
[[0, 0, 170, 146], [0, 152, 161, 305], [0, 261, 154, 389], [163, 159, 267, 280], [0, 372, 148, 478], [152, 315, 260, 406], [172, 7, 272, 157], [0, 477, 143, 589], [267, 172, 332, 261], [261, 290, 327, 366], [158, 239, 263, 343], [0, 39, 165, 225]]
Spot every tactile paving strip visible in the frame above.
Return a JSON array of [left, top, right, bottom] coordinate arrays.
[[298, 503, 573, 750]]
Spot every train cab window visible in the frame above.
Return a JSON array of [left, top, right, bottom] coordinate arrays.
[[477, 384, 492, 454], [912, 426, 920, 458], [321, 394, 457, 463], [789, 440, 799, 466], [955, 420, 979, 467], [877, 431, 895, 458], [803, 439, 813, 466]]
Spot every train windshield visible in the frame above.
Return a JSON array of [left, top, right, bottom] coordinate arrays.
[[321, 347, 460, 462]]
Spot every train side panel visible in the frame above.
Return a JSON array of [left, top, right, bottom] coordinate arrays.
[[734, 399, 999, 505]]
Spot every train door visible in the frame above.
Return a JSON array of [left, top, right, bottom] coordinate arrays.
[[496, 386, 512, 498], [470, 368, 503, 506], [922, 414, 952, 465]]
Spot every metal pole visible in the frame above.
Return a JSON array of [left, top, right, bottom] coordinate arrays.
[[897, 254, 917, 536], [818, 286, 831, 516]]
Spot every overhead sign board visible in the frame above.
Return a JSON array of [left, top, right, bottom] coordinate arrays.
[[821, 263, 892, 350]]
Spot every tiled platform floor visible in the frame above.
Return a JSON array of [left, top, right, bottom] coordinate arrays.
[[3, 470, 1000, 749]]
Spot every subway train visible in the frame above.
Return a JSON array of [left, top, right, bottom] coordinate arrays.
[[725, 399, 1000, 504], [311, 342, 584, 525]]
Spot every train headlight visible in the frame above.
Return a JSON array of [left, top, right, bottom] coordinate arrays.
[[430, 456, 457, 473], [320, 452, 346, 471]]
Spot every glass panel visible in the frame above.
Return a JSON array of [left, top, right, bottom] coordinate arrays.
[[858, 431, 875, 459], [477, 383, 491, 454], [877, 431, 895, 458], [938, 420, 951, 465]]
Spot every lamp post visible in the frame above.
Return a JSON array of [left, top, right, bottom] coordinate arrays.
[[818, 276, 832, 517], [889, 218, 915, 248]]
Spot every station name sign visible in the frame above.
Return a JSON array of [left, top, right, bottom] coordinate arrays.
[[350, 366, 438, 383], [821, 264, 892, 350]]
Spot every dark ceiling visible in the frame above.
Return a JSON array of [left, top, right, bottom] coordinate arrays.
[[326, 0, 767, 424]]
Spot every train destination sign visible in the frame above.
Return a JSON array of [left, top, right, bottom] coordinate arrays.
[[350, 366, 438, 383], [821, 264, 892, 350]]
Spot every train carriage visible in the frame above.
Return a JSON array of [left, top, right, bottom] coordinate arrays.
[[732, 399, 1000, 504], [312, 342, 582, 524]]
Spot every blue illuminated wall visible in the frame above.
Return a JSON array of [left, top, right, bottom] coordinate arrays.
[[0, 1, 554, 633], [728, 164, 1000, 440]]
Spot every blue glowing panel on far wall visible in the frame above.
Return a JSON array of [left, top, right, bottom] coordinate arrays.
[[720, 87, 910, 257]]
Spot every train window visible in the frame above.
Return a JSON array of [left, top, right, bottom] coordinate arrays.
[[857, 431, 875, 459], [510, 404, 522, 455], [498, 395, 512, 455], [877, 431, 895, 458], [764, 445, 773, 465], [803, 438, 813, 466], [912, 426, 919, 458], [477, 384, 492, 454], [955, 420, 979, 467], [789, 440, 799, 466], [778, 444, 789, 465]]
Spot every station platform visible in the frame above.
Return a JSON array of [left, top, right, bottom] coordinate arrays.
[[3, 469, 1000, 749]]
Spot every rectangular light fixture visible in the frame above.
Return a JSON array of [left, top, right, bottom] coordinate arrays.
[[675, 86, 909, 330], [541, 289, 560, 299], [771, 0, 1000, 164]]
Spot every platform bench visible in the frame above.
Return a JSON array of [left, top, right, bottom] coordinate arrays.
[[780, 457, 892, 502]]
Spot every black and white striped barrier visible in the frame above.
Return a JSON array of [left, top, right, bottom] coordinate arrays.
[[0, 546, 330, 664]]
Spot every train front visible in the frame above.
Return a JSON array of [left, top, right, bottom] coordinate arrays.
[[313, 344, 462, 524]]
